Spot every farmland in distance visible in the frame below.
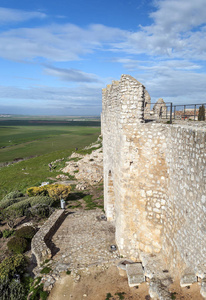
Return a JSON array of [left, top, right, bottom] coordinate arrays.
[[0, 117, 101, 199]]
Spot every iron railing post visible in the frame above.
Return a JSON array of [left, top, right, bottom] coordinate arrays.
[[170, 102, 173, 124]]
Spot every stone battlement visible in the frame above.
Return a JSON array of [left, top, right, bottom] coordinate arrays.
[[102, 75, 206, 276]]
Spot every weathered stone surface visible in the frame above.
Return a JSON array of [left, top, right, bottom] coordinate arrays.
[[153, 98, 167, 118], [180, 268, 197, 287], [117, 260, 134, 277], [62, 141, 103, 185], [51, 210, 120, 271], [126, 263, 145, 287], [195, 264, 206, 279], [31, 209, 65, 266], [149, 278, 171, 300], [102, 74, 206, 276], [200, 278, 206, 298]]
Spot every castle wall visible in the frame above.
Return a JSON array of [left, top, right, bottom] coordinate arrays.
[[163, 124, 206, 272], [102, 74, 206, 274]]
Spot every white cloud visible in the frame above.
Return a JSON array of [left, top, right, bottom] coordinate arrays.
[[0, 84, 101, 105], [0, 1, 206, 113], [112, 0, 206, 60], [0, 1, 205, 62], [150, 0, 206, 32], [137, 66, 206, 104], [44, 66, 101, 82], [0, 24, 127, 62], [0, 83, 102, 115], [0, 7, 46, 24]]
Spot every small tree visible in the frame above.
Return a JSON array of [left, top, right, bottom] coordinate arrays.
[[198, 104, 205, 121]]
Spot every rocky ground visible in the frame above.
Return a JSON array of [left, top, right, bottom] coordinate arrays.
[[39, 208, 203, 300], [38, 140, 203, 299]]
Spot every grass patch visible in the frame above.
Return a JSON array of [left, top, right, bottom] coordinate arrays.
[[83, 195, 101, 210], [43, 259, 50, 264], [67, 202, 82, 209], [115, 292, 126, 299], [67, 192, 88, 201], [30, 283, 48, 300], [2, 229, 15, 238], [40, 266, 52, 274], [0, 125, 100, 199], [76, 144, 102, 156], [105, 293, 113, 300], [171, 292, 177, 299], [0, 125, 100, 163]]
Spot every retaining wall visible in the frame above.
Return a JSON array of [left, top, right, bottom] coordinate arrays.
[[31, 209, 65, 266]]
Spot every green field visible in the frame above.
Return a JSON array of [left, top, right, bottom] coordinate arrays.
[[0, 119, 101, 199]]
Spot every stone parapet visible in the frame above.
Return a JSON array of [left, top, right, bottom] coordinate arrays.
[[31, 209, 65, 266]]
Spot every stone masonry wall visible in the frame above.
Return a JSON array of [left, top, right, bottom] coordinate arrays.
[[102, 74, 206, 275], [163, 124, 206, 273], [31, 209, 65, 266]]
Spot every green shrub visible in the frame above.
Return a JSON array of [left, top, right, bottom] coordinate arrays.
[[27, 184, 71, 201], [30, 283, 48, 300], [5, 200, 31, 217], [0, 197, 27, 209], [1, 191, 24, 201], [3, 229, 14, 238], [115, 292, 126, 299], [15, 226, 36, 240], [28, 204, 54, 218], [7, 237, 28, 254], [0, 254, 26, 281], [6, 196, 55, 217], [105, 293, 113, 300], [28, 203, 54, 218], [0, 278, 26, 300], [40, 266, 51, 274], [26, 186, 47, 197], [29, 195, 55, 206], [0, 231, 2, 238]]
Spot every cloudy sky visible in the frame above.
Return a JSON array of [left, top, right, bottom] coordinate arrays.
[[0, 0, 206, 116]]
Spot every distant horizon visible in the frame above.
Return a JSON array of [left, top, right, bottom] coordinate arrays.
[[0, 113, 100, 118], [0, 0, 206, 115]]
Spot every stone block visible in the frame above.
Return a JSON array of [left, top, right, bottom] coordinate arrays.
[[180, 269, 197, 287], [126, 263, 145, 287], [200, 278, 206, 298], [117, 260, 133, 277]]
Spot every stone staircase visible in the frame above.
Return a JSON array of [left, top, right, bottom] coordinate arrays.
[[117, 253, 206, 299]]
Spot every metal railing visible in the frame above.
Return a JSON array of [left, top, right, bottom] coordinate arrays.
[[144, 102, 173, 123], [144, 102, 206, 124]]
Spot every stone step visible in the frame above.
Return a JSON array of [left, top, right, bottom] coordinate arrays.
[[180, 268, 197, 287], [126, 262, 145, 287]]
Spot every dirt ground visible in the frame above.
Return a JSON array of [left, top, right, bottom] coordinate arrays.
[[49, 265, 149, 300], [169, 281, 204, 300], [49, 265, 204, 300]]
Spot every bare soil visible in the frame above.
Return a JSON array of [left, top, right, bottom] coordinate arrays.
[[49, 265, 150, 300], [169, 281, 203, 300], [49, 266, 203, 300]]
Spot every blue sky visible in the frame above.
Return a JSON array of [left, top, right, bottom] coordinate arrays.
[[0, 0, 206, 116]]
